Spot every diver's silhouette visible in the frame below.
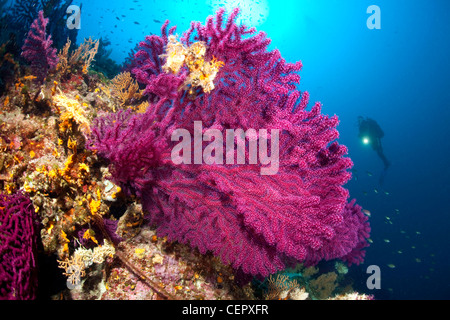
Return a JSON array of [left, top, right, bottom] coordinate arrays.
[[358, 116, 390, 170]]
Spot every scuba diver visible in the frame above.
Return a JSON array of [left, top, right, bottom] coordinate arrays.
[[358, 116, 391, 183]]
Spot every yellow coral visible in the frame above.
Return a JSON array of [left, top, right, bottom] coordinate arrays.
[[57, 39, 71, 74], [52, 148, 60, 158], [48, 168, 58, 179], [58, 254, 86, 286], [309, 272, 338, 300], [59, 154, 75, 178], [78, 163, 89, 173], [23, 181, 37, 193], [135, 248, 146, 259], [89, 192, 102, 215], [111, 186, 121, 199], [162, 37, 224, 94], [211, 56, 225, 69], [60, 230, 70, 254], [110, 72, 140, 106], [47, 222, 55, 235], [135, 101, 149, 113], [265, 274, 301, 300], [53, 93, 90, 134], [78, 37, 99, 74], [58, 37, 99, 75], [162, 35, 188, 74], [67, 137, 77, 153], [83, 229, 99, 245]]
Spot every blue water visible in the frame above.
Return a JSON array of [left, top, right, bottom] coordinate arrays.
[[13, 0, 450, 299], [77, 0, 450, 300]]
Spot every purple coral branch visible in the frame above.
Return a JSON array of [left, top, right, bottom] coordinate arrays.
[[89, 8, 370, 277], [21, 10, 58, 83], [0, 192, 39, 300]]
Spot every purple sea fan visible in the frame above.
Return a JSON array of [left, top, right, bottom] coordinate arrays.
[[89, 8, 370, 277], [0, 192, 40, 300], [304, 199, 371, 266], [339, 199, 371, 265], [21, 10, 58, 83]]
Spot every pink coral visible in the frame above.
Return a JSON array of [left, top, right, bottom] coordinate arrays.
[[89, 8, 369, 277], [21, 10, 58, 83], [0, 192, 39, 300]]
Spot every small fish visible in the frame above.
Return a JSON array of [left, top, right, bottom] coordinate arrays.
[[385, 216, 390, 220], [363, 191, 368, 196], [366, 171, 373, 177], [397, 250, 403, 254], [416, 231, 421, 235], [374, 188, 379, 194], [116, 16, 120, 20], [153, 19, 161, 23], [387, 264, 396, 268], [362, 209, 371, 217], [384, 239, 390, 243], [411, 246, 416, 249], [415, 258, 421, 263], [384, 191, 390, 195], [367, 238, 373, 244], [400, 230, 406, 234], [134, 21, 140, 25], [395, 209, 400, 214]]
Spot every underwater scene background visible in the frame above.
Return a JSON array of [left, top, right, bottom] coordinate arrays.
[[0, 0, 449, 300]]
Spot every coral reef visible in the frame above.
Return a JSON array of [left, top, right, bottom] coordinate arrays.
[[258, 262, 372, 300], [0, 192, 40, 300], [0, 18, 117, 295], [97, 225, 255, 300], [21, 10, 58, 83], [89, 8, 370, 279], [0, 7, 372, 301]]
